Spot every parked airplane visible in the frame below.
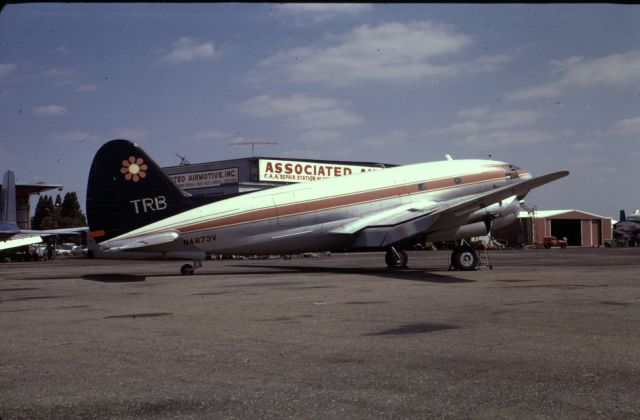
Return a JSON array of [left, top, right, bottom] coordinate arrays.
[[86, 139, 568, 274], [0, 170, 86, 251], [612, 210, 640, 246]]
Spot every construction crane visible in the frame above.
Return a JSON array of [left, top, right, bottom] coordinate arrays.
[[230, 141, 278, 156]]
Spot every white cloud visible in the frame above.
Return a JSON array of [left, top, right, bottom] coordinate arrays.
[[37, 68, 78, 86], [55, 45, 69, 54], [32, 105, 67, 116], [427, 105, 552, 150], [0, 63, 17, 78], [258, 21, 505, 86], [193, 130, 229, 141], [608, 115, 640, 135], [506, 84, 563, 101], [237, 94, 363, 130], [508, 50, 640, 101], [113, 128, 148, 140], [299, 130, 343, 144], [430, 109, 539, 136], [457, 106, 488, 119], [53, 131, 99, 143], [456, 130, 551, 148], [556, 51, 640, 87], [75, 84, 97, 92], [162, 37, 215, 63], [276, 4, 372, 22]]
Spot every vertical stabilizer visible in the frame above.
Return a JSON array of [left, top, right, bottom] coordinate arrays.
[[86, 140, 195, 242], [1, 170, 17, 224], [620, 210, 626, 222]]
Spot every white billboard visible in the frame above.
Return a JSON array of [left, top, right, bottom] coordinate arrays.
[[259, 159, 381, 183], [169, 168, 238, 190]]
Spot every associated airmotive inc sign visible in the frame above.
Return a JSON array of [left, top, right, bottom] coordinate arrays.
[[169, 168, 238, 190], [259, 158, 382, 183]]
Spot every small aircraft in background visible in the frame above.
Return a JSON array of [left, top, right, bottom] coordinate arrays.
[[86, 139, 568, 275], [0, 170, 86, 251], [611, 209, 640, 247]]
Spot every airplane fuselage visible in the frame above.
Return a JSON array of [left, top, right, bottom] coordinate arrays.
[[97, 159, 529, 258]]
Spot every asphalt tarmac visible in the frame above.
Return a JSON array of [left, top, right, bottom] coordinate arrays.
[[1, 248, 640, 419]]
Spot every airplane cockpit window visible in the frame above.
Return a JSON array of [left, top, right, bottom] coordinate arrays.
[[506, 164, 520, 179]]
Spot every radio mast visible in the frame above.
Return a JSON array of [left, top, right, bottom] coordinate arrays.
[[230, 141, 278, 156]]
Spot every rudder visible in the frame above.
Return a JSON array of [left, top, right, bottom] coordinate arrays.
[[86, 139, 193, 242]]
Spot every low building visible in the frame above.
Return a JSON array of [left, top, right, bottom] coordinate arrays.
[[11, 183, 63, 230], [493, 209, 612, 247], [162, 156, 394, 201]]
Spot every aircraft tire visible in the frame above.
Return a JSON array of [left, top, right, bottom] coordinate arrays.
[[385, 249, 408, 268], [451, 247, 479, 271], [181, 264, 195, 275]]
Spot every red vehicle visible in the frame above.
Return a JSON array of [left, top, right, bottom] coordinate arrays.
[[543, 236, 567, 249]]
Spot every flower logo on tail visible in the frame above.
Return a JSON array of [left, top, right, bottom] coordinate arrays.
[[121, 156, 148, 182]]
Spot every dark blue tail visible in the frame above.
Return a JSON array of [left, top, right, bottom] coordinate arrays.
[[86, 140, 194, 242]]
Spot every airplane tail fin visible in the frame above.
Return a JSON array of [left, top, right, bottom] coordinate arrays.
[[1, 170, 17, 222], [86, 139, 194, 242], [620, 210, 626, 222], [0, 170, 19, 229]]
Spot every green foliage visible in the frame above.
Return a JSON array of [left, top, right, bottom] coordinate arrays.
[[31, 192, 86, 229]]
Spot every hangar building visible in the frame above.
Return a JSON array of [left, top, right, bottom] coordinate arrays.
[[493, 209, 613, 247], [0, 181, 63, 230], [162, 156, 394, 202]]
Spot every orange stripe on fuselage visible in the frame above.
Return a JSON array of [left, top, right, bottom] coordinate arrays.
[[117, 169, 519, 240]]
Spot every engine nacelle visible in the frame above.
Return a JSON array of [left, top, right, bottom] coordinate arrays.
[[426, 221, 489, 242]]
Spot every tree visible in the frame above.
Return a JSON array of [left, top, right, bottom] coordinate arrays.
[[60, 192, 87, 227], [31, 195, 53, 229], [31, 192, 86, 229]]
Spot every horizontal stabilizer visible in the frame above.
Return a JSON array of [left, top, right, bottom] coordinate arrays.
[[99, 231, 180, 252]]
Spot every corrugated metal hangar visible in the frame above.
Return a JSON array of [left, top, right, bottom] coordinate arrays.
[[493, 209, 612, 247]]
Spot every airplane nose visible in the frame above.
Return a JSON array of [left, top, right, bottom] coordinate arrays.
[[520, 171, 533, 180]]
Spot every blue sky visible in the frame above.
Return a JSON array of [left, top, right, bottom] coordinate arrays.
[[1, 3, 639, 219]]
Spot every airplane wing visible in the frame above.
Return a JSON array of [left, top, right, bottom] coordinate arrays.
[[21, 226, 89, 236], [345, 171, 569, 248], [0, 234, 43, 251]]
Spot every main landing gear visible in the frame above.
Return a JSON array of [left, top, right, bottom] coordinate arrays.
[[449, 245, 480, 271], [180, 259, 202, 275], [385, 243, 484, 271]]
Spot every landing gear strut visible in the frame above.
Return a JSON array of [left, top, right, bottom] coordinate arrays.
[[180, 259, 202, 276], [385, 247, 408, 269]]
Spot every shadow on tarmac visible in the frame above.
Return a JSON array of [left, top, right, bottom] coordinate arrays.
[[227, 264, 475, 284], [75, 264, 474, 284], [83, 274, 147, 283]]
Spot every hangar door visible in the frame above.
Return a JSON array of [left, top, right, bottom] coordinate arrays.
[[550, 219, 581, 246]]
